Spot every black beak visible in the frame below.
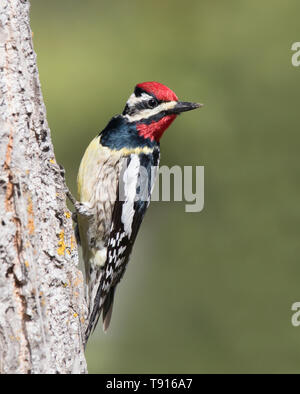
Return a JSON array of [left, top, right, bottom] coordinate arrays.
[[169, 101, 203, 115]]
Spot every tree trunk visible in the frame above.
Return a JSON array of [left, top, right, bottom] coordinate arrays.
[[0, 0, 87, 373]]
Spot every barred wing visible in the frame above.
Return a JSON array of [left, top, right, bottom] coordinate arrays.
[[85, 149, 160, 340]]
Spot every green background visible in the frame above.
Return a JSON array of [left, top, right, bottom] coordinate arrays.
[[31, 0, 300, 373]]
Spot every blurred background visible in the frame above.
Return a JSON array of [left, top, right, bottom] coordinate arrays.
[[31, 0, 300, 373]]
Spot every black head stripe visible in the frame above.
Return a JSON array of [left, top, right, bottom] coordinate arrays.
[[122, 103, 129, 115], [134, 86, 147, 97], [124, 99, 161, 117]]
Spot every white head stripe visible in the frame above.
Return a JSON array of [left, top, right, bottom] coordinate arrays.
[[126, 92, 152, 107], [124, 101, 177, 122]]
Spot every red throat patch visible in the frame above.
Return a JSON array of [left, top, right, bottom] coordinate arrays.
[[136, 115, 176, 142]]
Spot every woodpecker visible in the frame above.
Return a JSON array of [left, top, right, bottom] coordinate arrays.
[[76, 81, 202, 343]]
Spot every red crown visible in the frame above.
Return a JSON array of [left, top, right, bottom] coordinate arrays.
[[136, 81, 178, 102]]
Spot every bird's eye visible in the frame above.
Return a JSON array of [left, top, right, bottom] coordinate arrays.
[[147, 99, 157, 108]]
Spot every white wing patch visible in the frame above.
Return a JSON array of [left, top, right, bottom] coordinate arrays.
[[121, 155, 140, 237]]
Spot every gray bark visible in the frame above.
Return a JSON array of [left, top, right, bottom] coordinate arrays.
[[0, 0, 88, 373]]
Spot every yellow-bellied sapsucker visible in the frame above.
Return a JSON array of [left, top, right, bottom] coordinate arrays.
[[75, 81, 202, 343]]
